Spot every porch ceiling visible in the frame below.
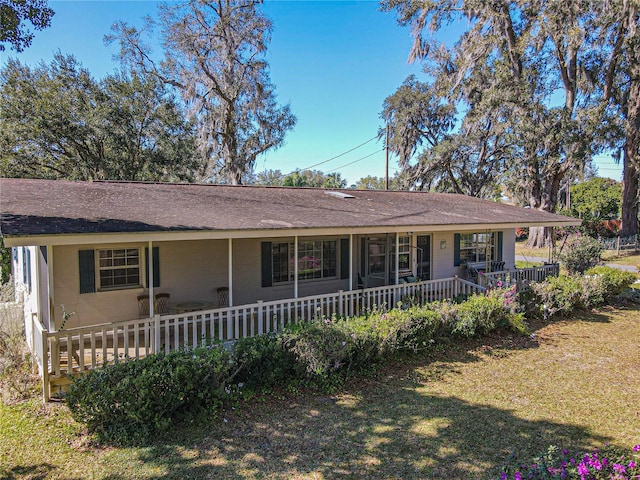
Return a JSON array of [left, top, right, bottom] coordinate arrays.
[[0, 179, 580, 246]]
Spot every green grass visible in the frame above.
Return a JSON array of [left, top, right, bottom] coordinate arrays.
[[2, 308, 639, 479], [516, 241, 640, 270]]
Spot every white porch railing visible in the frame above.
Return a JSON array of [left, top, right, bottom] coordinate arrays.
[[37, 276, 487, 396], [479, 264, 560, 289]]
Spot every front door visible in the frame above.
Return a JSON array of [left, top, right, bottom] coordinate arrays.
[[416, 235, 431, 280], [364, 236, 388, 287]]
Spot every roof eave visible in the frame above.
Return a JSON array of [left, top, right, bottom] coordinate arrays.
[[1, 219, 582, 247]]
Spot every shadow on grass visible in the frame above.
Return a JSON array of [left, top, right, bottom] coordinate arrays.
[[98, 309, 639, 480], [102, 391, 612, 480], [0, 463, 56, 480], [100, 364, 613, 480]]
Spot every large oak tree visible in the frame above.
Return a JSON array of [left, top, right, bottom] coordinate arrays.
[[383, 0, 603, 246], [110, 0, 296, 185], [0, 53, 197, 181]]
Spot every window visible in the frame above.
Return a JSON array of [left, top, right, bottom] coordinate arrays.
[[98, 248, 141, 290], [271, 240, 338, 284], [392, 236, 411, 271], [456, 233, 497, 265]]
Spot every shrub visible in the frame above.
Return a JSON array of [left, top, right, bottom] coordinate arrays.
[[431, 287, 527, 338], [498, 443, 640, 479], [585, 266, 636, 299], [65, 344, 234, 445], [0, 279, 38, 402], [525, 274, 608, 319], [281, 317, 359, 388], [558, 233, 603, 274], [232, 332, 296, 392]]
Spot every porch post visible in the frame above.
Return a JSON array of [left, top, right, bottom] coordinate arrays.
[[349, 234, 353, 291], [47, 246, 54, 330], [294, 235, 299, 298], [148, 241, 154, 317], [228, 238, 233, 307], [395, 232, 400, 284]]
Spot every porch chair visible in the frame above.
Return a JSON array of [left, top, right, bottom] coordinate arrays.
[[491, 261, 505, 272], [155, 293, 171, 315], [216, 287, 229, 307], [137, 295, 150, 318]]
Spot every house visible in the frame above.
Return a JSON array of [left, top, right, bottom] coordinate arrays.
[[1, 178, 579, 398]]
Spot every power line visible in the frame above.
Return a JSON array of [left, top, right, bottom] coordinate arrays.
[[289, 135, 379, 174], [325, 148, 385, 174]]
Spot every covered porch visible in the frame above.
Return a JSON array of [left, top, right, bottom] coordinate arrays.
[[30, 262, 563, 400]]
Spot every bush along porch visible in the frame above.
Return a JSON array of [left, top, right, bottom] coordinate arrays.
[[64, 265, 635, 446]]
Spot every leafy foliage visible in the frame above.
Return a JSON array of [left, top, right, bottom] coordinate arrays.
[[282, 170, 346, 188], [0, 54, 198, 181], [0, 0, 53, 52], [525, 275, 604, 318], [382, 1, 616, 246], [498, 443, 640, 480], [109, 0, 296, 184], [585, 266, 636, 299], [559, 177, 621, 222], [557, 234, 604, 274], [65, 345, 234, 445]]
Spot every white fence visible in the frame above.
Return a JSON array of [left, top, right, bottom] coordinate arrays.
[[479, 264, 560, 289], [31, 276, 485, 395]]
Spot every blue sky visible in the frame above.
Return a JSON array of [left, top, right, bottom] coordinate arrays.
[[0, 0, 622, 184]]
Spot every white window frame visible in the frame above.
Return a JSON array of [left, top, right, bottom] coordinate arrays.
[[459, 233, 496, 264], [272, 239, 338, 284], [97, 247, 142, 291]]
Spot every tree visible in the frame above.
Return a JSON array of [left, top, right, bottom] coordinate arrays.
[[0, 0, 53, 52], [109, 0, 296, 185], [282, 170, 347, 188], [381, 75, 510, 199], [564, 177, 621, 221], [353, 174, 405, 190], [0, 53, 198, 181], [253, 169, 285, 186], [383, 1, 602, 246], [591, 2, 640, 237]]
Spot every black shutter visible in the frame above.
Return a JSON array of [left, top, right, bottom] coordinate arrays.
[[261, 242, 272, 287], [454, 233, 461, 266], [340, 238, 350, 279], [145, 247, 160, 288], [497, 231, 504, 261], [79, 250, 95, 294]]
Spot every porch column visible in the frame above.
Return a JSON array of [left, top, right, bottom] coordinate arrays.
[[294, 236, 299, 298], [228, 238, 233, 307], [148, 241, 154, 317], [349, 234, 353, 291], [395, 232, 400, 284], [46, 246, 54, 330]]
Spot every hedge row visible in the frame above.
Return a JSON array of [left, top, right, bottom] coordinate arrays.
[[65, 267, 635, 445]]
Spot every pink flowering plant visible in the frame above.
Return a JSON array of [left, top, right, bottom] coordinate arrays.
[[498, 444, 640, 480]]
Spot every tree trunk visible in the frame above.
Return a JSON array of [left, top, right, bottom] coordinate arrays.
[[620, 149, 639, 237], [526, 176, 559, 248], [527, 226, 554, 248], [620, 73, 640, 237]]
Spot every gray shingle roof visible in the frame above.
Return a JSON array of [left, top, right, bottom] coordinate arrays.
[[0, 178, 579, 239]]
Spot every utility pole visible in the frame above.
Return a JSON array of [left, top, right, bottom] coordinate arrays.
[[385, 124, 389, 190]]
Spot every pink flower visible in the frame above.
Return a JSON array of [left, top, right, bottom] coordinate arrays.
[[613, 463, 626, 474], [577, 463, 589, 475], [629, 461, 636, 469], [514, 472, 522, 480], [634, 444, 640, 452]]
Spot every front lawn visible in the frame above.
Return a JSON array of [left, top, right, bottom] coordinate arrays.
[[516, 241, 640, 270], [1, 307, 639, 479]]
